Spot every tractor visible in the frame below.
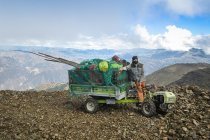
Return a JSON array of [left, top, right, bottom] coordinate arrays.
[[67, 57, 176, 117]]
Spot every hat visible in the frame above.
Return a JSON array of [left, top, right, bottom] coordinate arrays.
[[132, 56, 138, 60]]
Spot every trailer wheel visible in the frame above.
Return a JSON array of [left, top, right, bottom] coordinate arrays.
[[84, 98, 99, 113], [142, 100, 156, 117]]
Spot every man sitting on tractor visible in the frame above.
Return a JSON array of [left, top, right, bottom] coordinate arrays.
[[120, 56, 145, 102]]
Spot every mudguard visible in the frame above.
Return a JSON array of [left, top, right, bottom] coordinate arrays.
[[149, 91, 176, 104]]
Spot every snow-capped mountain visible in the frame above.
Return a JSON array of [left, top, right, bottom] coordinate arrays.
[[0, 46, 209, 90]]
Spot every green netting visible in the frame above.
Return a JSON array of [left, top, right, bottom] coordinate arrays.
[[102, 67, 113, 85], [68, 57, 129, 86], [69, 70, 104, 85], [79, 59, 102, 70]]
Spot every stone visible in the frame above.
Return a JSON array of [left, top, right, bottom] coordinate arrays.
[[163, 137, 168, 140], [163, 130, 167, 133], [150, 121, 155, 126], [54, 133, 59, 137], [160, 126, 164, 130], [168, 129, 176, 135], [14, 134, 21, 140], [159, 130, 163, 134], [154, 133, 158, 137], [182, 127, 188, 132], [183, 109, 189, 113], [192, 119, 199, 126], [199, 115, 203, 120], [128, 112, 134, 116], [203, 95, 209, 100], [207, 124, 210, 129], [186, 89, 193, 94]]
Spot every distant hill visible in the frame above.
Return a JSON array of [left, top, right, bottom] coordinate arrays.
[[34, 83, 68, 91], [146, 63, 210, 89], [169, 67, 210, 90]]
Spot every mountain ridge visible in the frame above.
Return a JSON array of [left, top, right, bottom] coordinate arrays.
[[146, 63, 210, 90], [0, 46, 210, 90]]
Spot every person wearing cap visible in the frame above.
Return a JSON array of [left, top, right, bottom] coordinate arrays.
[[120, 56, 145, 102]]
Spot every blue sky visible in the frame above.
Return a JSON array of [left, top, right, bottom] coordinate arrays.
[[0, 0, 210, 53]]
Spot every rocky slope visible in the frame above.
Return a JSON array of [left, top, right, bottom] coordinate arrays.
[[146, 63, 210, 88], [0, 86, 209, 139], [170, 68, 210, 90]]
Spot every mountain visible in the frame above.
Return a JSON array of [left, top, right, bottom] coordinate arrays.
[[0, 46, 210, 90], [119, 48, 210, 76], [146, 63, 210, 89], [169, 67, 210, 90], [0, 51, 70, 90], [187, 48, 207, 57], [34, 83, 68, 91]]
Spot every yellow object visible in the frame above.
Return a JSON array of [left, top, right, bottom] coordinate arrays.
[[99, 61, 109, 72], [110, 63, 123, 69]]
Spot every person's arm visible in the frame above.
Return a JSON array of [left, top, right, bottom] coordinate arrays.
[[119, 64, 131, 71]]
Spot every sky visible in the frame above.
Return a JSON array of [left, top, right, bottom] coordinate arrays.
[[0, 0, 210, 54]]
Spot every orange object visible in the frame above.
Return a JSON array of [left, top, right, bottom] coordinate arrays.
[[135, 81, 144, 102], [140, 81, 145, 88]]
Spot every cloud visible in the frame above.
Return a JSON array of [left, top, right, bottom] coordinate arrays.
[[194, 35, 210, 54], [134, 24, 210, 54], [1, 39, 60, 48], [165, 0, 210, 16], [134, 24, 194, 51], [66, 34, 134, 50], [1, 24, 209, 54], [0, 34, 134, 50], [140, 0, 210, 17]]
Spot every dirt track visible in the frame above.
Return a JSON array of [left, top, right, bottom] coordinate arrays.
[[0, 87, 209, 140]]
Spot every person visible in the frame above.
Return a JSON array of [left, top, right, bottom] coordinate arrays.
[[120, 56, 145, 102]]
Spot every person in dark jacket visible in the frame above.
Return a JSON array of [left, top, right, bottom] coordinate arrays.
[[120, 56, 145, 102]]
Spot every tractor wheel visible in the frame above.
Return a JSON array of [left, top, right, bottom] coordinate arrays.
[[157, 103, 169, 115], [84, 98, 99, 113], [141, 100, 156, 117]]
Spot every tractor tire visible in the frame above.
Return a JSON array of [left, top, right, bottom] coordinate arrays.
[[141, 100, 156, 117], [157, 104, 169, 115], [84, 98, 99, 113]]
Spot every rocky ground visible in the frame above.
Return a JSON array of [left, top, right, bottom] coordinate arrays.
[[0, 86, 209, 140]]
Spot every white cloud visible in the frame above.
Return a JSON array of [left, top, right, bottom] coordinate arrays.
[[1, 24, 209, 54], [165, 0, 210, 16], [134, 25, 151, 42], [194, 35, 210, 54], [140, 0, 210, 16], [134, 24, 195, 51], [66, 34, 135, 50], [133, 24, 210, 54], [1, 39, 59, 48]]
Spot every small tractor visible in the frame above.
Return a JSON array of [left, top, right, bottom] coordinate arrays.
[[22, 51, 176, 117], [68, 59, 176, 117]]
